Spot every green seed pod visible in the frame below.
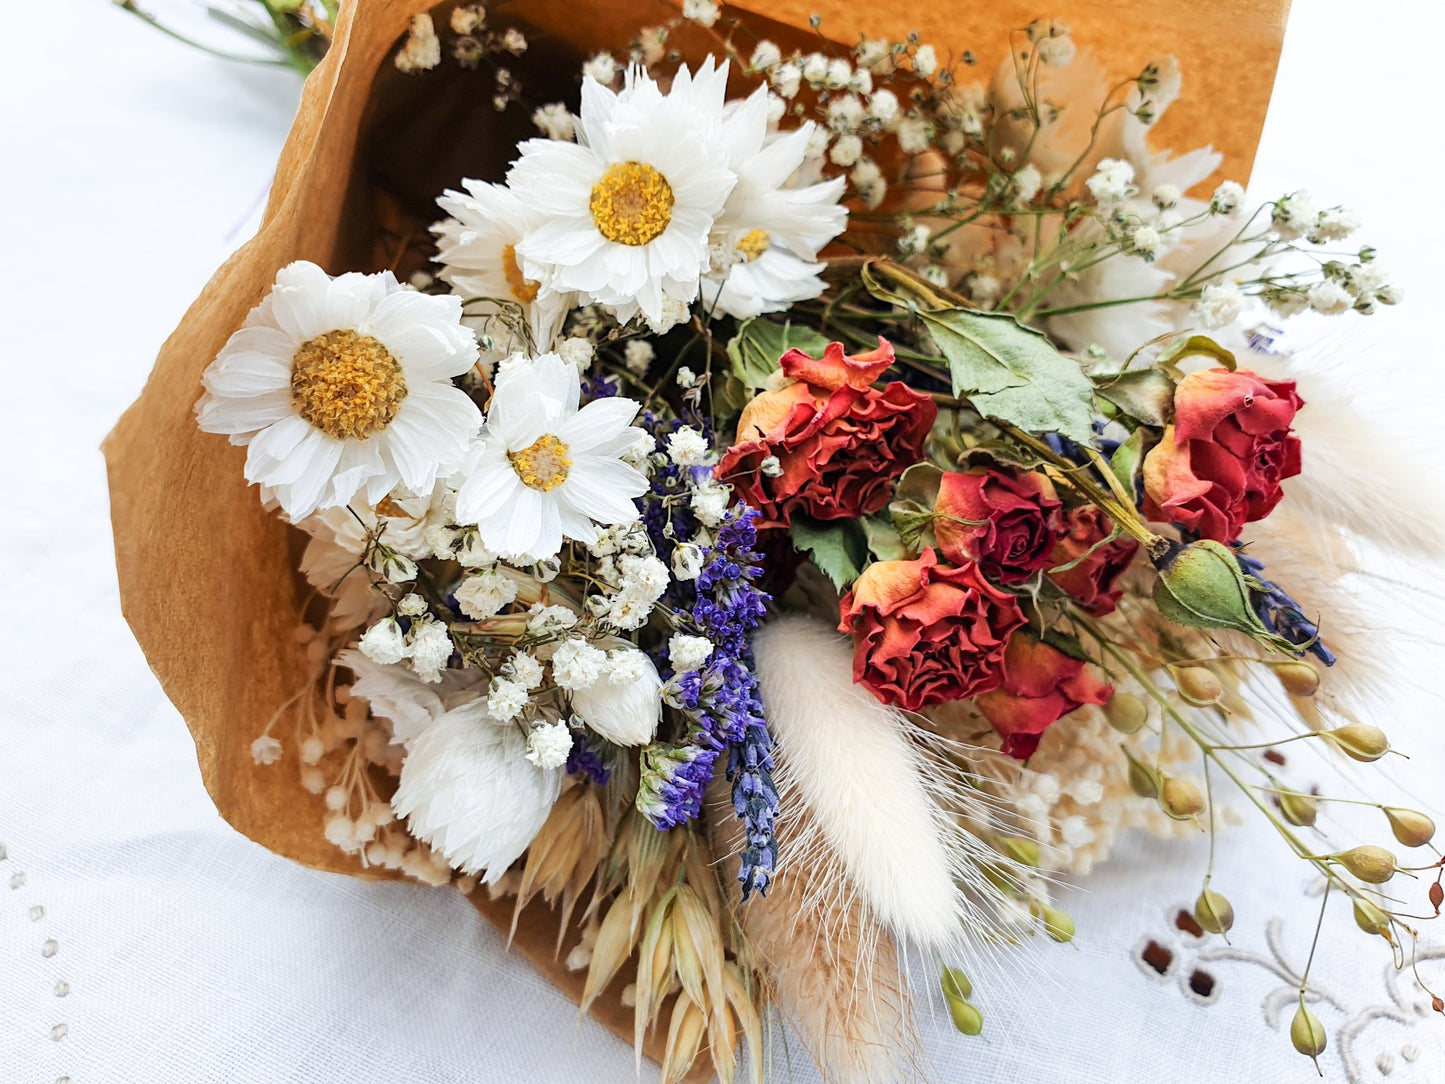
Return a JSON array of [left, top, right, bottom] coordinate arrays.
[[946, 998, 984, 1036], [1040, 905, 1075, 943], [1290, 1004, 1327, 1057], [1384, 807, 1436, 848], [998, 836, 1040, 867], [1160, 776, 1206, 820], [1327, 723, 1389, 762], [940, 967, 973, 1002], [1123, 747, 1160, 799], [1193, 889, 1235, 935], [1171, 664, 1223, 706], [1277, 790, 1318, 827], [1351, 896, 1392, 938], [1274, 661, 1320, 697], [1335, 845, 1397, 884], [1104, 693, 1148, 734]]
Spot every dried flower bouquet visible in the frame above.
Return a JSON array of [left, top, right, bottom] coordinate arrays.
[[107, 1, 1443, 1079]]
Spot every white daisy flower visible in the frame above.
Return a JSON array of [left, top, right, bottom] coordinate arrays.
[[432, 181, 573, 368], [506, 61, 736, 326], [700, 85, 848, 319], [196, 261, 481, 521], [455, 353, 648, 562]]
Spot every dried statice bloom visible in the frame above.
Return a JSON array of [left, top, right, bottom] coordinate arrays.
[[394, 13, 441, 72]]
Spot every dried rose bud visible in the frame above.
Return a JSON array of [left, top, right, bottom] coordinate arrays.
[[1290, 1004, 1327, 1058], [1193, 889, 1234, 935], [1160, 776, 1206, 820], [1335, 845, 1397, 884], [1278, 790, 1319, 827], [1351, 896, 1391, 938], [1383, 807, 1435, 849], [1274, 661, 1320, 697], [1327, 723, 1389, 762], [1171, 664, 1223, 706], [1104, 693, 1148, 734]]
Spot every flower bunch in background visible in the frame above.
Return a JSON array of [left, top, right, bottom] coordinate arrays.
[[192, 9, 1441, 1082]]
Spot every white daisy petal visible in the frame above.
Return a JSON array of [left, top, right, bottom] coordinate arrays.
[[197, 262, 479, 520], [557, 396, 641, 453], [561, 457, 648, 523]]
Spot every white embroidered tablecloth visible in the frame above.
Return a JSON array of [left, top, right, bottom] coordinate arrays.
[[3, 2, 1443, 1081]]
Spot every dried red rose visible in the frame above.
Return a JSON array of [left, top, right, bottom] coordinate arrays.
[[716, 339, 936, 530], [976, 634, 1113, 759], [1143, 368, 1303, 542], [838, 547, 1025, 712], [1047, 505, 1140, 616], [933, 468, 1065, 583]]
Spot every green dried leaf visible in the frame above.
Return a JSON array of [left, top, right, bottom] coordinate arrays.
[[862, 515, 909, 561], [789, 516, 868, 591], [725, 318, 831, 394], [1109, 427, 1154, 502], [1094, 369, 1176, 427], [1158, 333, 1236, 371], [861, 266, 1096, 443]]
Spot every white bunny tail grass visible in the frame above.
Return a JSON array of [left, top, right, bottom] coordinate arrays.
[[707, 775, 915, 1084], [1252, 348, 1445, 558], [751, 615, 1029, 959]]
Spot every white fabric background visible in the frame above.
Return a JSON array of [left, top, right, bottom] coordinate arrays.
[[3, 2, 1444, 1081]]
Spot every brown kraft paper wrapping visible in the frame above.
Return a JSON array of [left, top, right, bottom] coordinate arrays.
[[102, 0, 1288, 1070]]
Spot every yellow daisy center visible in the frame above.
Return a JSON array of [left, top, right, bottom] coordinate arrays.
[[736, 229, 771, 262], [290, 329, 407, 441], [508, 433, 572, 491], [502, 243, 541, 303], [589, 161, 675, 246]]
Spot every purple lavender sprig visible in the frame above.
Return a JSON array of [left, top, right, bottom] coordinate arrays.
[[634, 503, 779, 896], [1234, 547, 1336, 665]]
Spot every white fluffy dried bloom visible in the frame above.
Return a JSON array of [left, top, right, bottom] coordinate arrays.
[[250, 735, 283, 765], [527, 603, 579, 635], [407, 618, 454, 683], [394, 13, 440, 72], [829, 133, 863, 167], [526, 719, 573, 769], [1192, 281, 1246, 330], [1036, 35, 1075, 66], [392, 700, 562, 882], [666, 426, 712, 467], [1271, 190, 1317, 241], [556, 335, 594, 368], [531, 102, 576, 141], [1210, 180, 1245, 215], [749, 40, 782, 72], [770, 61, 802, 99], [359, 617, 409, 666], [866, 88, 900, 127], [551, 638, 608, 691], [569, 647, 662, 745], [1151, 183, 1181, 210], [850, 159, 886, 209], [582, 52, 617, 84], [505, 651, 544, 690], [455, 569, 518, 620], [912, 44, 937, 76], [668, 633, 714, 672], [1011, 165, 1042, 204], [801, 52, 829, 85], [1308, 279, 1352, 315], [682, 0, 719, 27], [486, 677, 529, 722], [1309, 206, 1361, 244], [671, 542, 704, 581], [623, 339, 654, 375], [1085, 158, 1135, 208]]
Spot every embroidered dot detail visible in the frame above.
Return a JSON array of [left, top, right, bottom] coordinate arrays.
[[30, 904, 44, 922], [0, 842, 7, 860], [10, 871, 26, 889], [54, 980, 69, 998], [41, 939, 58, 958], [1140, 939, 1174, 974], [1174, 908, 1205, 938], [50, 1024, 68, 1042]]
